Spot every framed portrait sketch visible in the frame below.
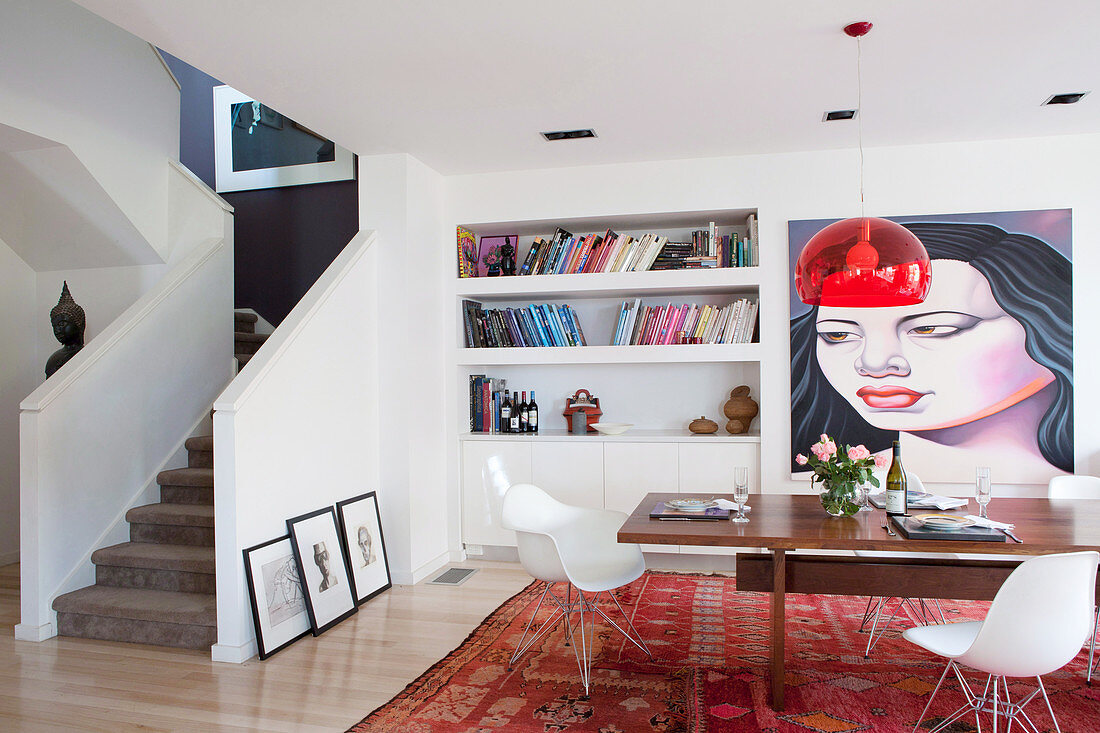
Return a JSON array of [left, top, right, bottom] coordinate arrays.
[[243, 535, 312, 659], [212, 85, 356, 193], [287, 507, 357, 634], [335, 492, 392, 605]]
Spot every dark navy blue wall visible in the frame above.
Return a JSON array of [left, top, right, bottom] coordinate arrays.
[[161, 51, 358, 326]]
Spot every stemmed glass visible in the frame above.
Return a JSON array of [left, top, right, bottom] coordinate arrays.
[[731, 466, 749, 523], [975, 466, 992, 519]]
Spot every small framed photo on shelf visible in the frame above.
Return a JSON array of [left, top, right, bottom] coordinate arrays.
[[242, 535, 312, 659], [287, 507, 357, 635], [478, 235, 517, 277], [335, 492, 392, 604]]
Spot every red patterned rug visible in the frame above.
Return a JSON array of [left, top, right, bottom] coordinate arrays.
[[348, 573, 1099, 732]]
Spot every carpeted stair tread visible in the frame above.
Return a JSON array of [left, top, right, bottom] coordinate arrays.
[[234, 332, 268, 345], [234, 311, 258, 324], [53, 586, 216, 626], [92, 542, 214, 574], [126, 503, 214, 527], [156, 467, 213, 487], [237, 352, 254, 367], [184, 435, 213, 452]]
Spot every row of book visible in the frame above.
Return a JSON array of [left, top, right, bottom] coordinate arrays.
[[518, 227, 669, 275], [462, 300, 588, 348], [469, 375, 540, 433], [610, 298, 758, 345]]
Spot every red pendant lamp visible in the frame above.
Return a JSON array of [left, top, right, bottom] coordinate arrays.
[[794, 22, 931, 308]]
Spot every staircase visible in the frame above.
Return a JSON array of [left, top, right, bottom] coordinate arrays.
[[51, 312, 269, 649]]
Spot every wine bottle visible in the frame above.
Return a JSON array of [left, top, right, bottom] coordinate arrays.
[[519, 391, 529, 433], [885, 441, 907, 516], [509, 391, 521, 433], [528, 391, 538, 434], [500, 391, 511, 434]]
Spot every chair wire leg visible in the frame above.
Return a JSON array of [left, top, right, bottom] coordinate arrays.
[[859, 596, 876, 632], [509, 582, 555, 669], [865, 597, 903, 657], [912, 659, 953, 733], [597, 589, 652, 658], [1037, 676, 1061, 733], [575, 590, 591, 695], [1088, 605, 1099, 685], [563, 584, 572, 647], [992, 674, 999, 733]]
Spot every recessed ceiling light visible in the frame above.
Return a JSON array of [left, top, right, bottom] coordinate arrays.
[[1043, 92, 1089, 105], [541, 129, 597, 141], [823, 109, 858, 122]]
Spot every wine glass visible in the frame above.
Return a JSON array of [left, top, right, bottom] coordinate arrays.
[[975, 466, 992, 519], [731, 466, 749, 523]]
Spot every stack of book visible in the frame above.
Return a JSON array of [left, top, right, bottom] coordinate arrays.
[[610, 298, 758, 345], [462, 300, 587, 348]]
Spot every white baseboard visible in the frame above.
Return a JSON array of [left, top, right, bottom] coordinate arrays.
[[14, 621, 56, 642], [0, 550, 19, 566], [211, 639, 257, 664]]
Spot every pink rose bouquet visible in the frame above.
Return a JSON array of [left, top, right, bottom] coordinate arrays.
[[797, 433, 880, 516]]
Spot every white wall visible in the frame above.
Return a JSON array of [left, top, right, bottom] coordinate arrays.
[[443, 133, 1100, 525], [0, 0, 180, 261], [0, 238, 37, 564], [358, 155, 451, 586], [211, 231, 374, 663]]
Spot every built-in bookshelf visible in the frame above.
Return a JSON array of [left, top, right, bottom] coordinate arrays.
[[451, 209, 766, 550]]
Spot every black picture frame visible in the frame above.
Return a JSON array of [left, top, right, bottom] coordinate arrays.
[[335, 492, 392, 605], [242, 535, 312, 659], [286, 507, 357, 635]]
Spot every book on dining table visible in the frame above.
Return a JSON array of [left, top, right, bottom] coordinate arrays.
[[649, 502, 731, 520]]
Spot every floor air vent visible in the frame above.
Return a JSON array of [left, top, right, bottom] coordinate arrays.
[[428, 567, 478, 586]]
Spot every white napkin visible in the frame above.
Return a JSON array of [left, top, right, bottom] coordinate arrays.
[[964, 515, 1015, 530], [912, 495, 969, 511], [714, 499, 751, 513]]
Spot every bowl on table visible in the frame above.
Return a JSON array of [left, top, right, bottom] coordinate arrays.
[[590, 422, 633, 435], [913, 513, 975, 531]]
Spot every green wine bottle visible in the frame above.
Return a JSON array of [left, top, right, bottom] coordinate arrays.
[[885, 441, 907, 516]]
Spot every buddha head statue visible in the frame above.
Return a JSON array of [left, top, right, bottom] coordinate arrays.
[[50, 281, 86, 347]]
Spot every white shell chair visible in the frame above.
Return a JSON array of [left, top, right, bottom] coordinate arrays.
[[1048, 475, 1100, 683], [904, 550, 1099, 733], [501, 483, 651, 694], [855, 471, 957, 656]]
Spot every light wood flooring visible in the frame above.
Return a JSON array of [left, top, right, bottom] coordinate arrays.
[[0, 562, 533, 732]]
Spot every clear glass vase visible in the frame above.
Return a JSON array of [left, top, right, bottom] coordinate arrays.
[[820, 481, 860, 517]]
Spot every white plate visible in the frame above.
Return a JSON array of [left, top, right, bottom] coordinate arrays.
[[666, 498, 717, 512], [913, 513, 975, 530], [590, 422, 633, 435]]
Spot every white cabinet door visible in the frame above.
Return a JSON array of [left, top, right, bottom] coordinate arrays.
[[604, 442, 679, 554], [461, 441, 532, 547], [532, 441, 604, 509], [678, 442, 760, 556]]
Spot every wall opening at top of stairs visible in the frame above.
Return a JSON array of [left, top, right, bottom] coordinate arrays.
[[160, 51, 359, 327]]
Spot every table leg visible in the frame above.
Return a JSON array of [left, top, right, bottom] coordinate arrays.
[[771, 548, 786, 710]]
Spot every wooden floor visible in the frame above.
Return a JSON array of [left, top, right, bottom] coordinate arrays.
[[0, 562, 533, 732]]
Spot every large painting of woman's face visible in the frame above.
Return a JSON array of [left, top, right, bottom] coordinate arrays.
[[790, 210, 1073, 483]]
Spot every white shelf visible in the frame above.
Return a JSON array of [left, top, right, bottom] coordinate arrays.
[[460, 429, 761, 444], [455, 343, 760, 365], [455, 267, 759, 301]]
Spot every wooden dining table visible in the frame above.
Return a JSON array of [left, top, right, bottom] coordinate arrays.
[[617, 492, 1100, 710]]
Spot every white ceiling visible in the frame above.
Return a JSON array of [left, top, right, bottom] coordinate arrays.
[[72, 0, 1100, 175]]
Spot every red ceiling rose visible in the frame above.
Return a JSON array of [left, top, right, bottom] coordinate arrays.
[[794, 217, 932, 307]]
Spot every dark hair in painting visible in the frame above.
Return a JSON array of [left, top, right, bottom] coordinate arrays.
[[790, 221, 1073, 472]]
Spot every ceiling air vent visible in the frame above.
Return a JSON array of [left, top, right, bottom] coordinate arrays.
[[1043, 92, 1089, 105], [541, 129, 597, 141], [823, 109, 857, 122]]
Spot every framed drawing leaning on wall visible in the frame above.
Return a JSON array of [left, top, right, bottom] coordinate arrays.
[[242, 535, 312, 659], [336, 492, 392, 605], [287, 507, 357, 635]]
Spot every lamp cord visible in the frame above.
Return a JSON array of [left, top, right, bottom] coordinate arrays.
[[857, 36, 865, 219]]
